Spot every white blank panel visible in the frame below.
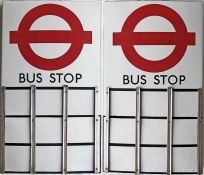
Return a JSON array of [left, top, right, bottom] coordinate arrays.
[[109, 146, 135, 171], [68, 90, 94, 115], [110, 118, 135, 144], [67, 146, 93, 172], [174, 92, 198, 117], [36, 146, 61, 172], [68, 117, 94, 143], [36, 118, 61, 143], [5, 146, 30, 171], [173, 120, 197, 145], [141, 148, 167, 172], [36, 90, 94, 115], [173, 147, 197, 172], [36, 90, 62, 115], [5, 90, 30, 115], [5, 118, 30, 143], [111, 91, 136, 116], [141, 119, 167, 145], [142, 92, 167, 117]]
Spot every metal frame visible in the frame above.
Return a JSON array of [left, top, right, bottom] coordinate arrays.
[[30, 85, 36, 174], [0, 86, 202, 174], [197, 88, 203, 175], [167, 87, 173, 175], [0, 87, 5, 174], [94, 87, 100, 173], [104, 87, 110, 172], [135, 88, 141, 175], [106, 87, 202, 175], [3, 86, 99, 174], [62, 85, 68, 174]]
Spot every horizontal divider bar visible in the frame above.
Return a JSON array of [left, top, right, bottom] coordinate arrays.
[[5, 115, 197, 119], [5, 143, 95, 146], [5, 171, 95, 174], [5, 115, 95, 118], [36, 172, 62, 174], [4, 171, 30, 174], [109, 170, 138, 173], [142, 116, 167, 119], [109, 170, 198, 174], [109, 170, 166, 174], [5, 171, 197, 174], [109, 116, 197, 119], [37, 171, 95, 174], [172, 173, 198, 174], [141, 172, 170, 174], [5, 87, 95, 90], [142, 172, 198, 174], [109, 143, 198, 147], [109, 143, 165, 147], [5, 115, 30, 118], [65, 171, 95, 174], [6, 142, 197, 147], [109, 88, 198, 92], [110, 115, 135, 119], [172, 117, 197, 119], [173, 89, 199, 92], [172, 144, 198, 147], [5, 143, 31, 146]]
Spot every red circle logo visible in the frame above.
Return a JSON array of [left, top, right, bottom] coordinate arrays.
[[113, 4, 196, 73], [10, 4, 92, 70]]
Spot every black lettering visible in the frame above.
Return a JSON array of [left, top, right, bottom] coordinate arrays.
[[26, 73, 35, 83], [141, 75, 147, 85], [123, 75, 130, 84], [76, 73, 82, 83], [154, 75, 160, 85], [168, 75, 177, 85], [64, 73, 74, 83], [19, 73, 26, 83], [131, 75, 139, 85], [56, 73, 63, 83], [180, 75, 186, 85], [50, 73, 56, 83], [36, 73, 42, 83], [160, 75, 167, 85]]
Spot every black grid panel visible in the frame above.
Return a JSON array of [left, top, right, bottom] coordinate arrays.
[[4, 86, 99, 174], [107, 88, 200, 174]]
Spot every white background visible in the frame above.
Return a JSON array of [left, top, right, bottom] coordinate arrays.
[[1, 1, 101, 87], [104, 1, 203, 89], [0, 0, 204, 174]]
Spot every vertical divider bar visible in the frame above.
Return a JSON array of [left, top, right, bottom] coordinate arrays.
[[94, 87, 99, 173], [30, 85, 36, 174], [62, 85, 68, 174], [135, 88, 141, 175], [0, 87, 5, 174], [197, 88, 203, 175], [167, 87, 173, 175], [104, 87, 110, 172]]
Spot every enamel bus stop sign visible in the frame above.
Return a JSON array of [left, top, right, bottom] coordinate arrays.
[[2, 1, 100, 87], [103, 1, 203, 174], [104, 1, 203, 89], [10, 4, 92, 71], [1, 1, 101, 173], [113, 4, 196, 73], [1, 0, 203, 174]]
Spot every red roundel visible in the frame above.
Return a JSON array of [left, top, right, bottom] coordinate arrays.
[[113, 4, 196, 73], [10, 4, 92, 70]]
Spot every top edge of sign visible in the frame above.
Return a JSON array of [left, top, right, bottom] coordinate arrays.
[[4, 0, 203, 2], [3, 0, 102, 2], [103, 0, 203, 2]]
